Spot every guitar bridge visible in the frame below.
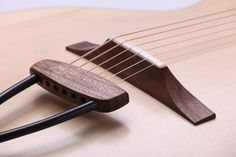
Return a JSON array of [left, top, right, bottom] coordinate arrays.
[[66, 38, 216, 125]]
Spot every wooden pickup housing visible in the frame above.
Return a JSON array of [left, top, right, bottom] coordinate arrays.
[[30, 59, 129, 112]]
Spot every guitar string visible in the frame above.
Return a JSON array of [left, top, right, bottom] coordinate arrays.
[[161, 39, 236, 62], [146, 26, 236, 55], [69, 8, 236, 65], [112, 8, 236, 37], [96, 25, 236, 76], [77, 12, 236, 68], [106, 33, 236, 80], [87, 19, 236, 73], [116, 35, 236, 84], [149, 33, 235, 56], [117, 40, 236, 84], [70, 38, 113, 64], [68, 8, 236, 84]]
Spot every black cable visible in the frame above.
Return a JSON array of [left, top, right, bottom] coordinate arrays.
[[0, 74, 38, 105], [0, 75, 98, 142], [0, 101, 97, 143]]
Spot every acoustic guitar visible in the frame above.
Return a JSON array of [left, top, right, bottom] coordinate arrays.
[[0, 0, 236, 156]]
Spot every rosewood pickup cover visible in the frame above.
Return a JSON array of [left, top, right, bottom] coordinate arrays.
[[66, 39, 216, 125], [30, 59, 129, 112]]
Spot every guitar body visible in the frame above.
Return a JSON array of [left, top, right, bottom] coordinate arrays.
[[0, 0, 236, 156]]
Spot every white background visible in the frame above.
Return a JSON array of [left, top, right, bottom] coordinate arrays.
[[0, 0, 202, 13]]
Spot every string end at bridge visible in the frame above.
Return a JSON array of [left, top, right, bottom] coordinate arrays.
[[66, 40, 216, 125]]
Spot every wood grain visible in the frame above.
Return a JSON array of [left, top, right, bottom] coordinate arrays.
[[30, 59, 129, 112], [0, 0, 236, 156]]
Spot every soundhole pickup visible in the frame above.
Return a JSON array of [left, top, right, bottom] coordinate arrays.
[[30, 59, 129, 112]]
